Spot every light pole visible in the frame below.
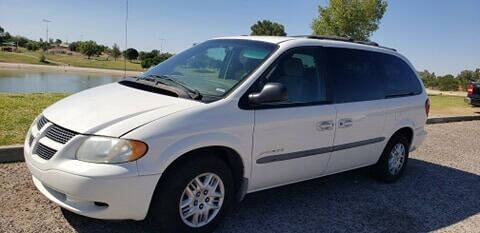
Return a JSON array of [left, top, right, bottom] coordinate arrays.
[[124, 0, 128, 77], [42, 19, 51, 43], [159, 38, 166, 53]]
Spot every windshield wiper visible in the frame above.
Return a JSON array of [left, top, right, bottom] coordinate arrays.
[[145, 74, 202, 100]]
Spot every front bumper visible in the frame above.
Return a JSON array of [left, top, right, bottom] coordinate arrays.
[[24, 137, 161, 220]]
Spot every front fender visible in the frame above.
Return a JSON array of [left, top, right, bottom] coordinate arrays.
[[136, 131, 251, 178]]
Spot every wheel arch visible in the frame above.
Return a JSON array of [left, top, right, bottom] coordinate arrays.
[[156, 144, 247, 202], [391, 127, 414, 148]]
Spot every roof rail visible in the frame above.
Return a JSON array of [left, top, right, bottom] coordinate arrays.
[[293, 35, 397, 52], [292, 35, 354, 42]]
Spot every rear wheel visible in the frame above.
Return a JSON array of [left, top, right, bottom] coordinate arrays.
[[372, 134, 409, 182], [148, 155, 234, 233]]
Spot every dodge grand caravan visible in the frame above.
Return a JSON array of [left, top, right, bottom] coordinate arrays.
[[25, 35, 428, 232]]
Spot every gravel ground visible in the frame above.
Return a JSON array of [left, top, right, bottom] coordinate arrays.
[[1, 121, 479, 233]]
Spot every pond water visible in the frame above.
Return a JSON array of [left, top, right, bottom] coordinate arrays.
[[0, 70, 125, 93]]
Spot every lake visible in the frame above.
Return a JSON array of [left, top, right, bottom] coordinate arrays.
[[0, 70, 126, 93]]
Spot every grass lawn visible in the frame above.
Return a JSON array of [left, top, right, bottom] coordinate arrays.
[[0, 93, 68, 146], [46, 53, 143, 71], [429, 95, 479, 116], [0, 51, 47, 65], [0, 51, 143, 71]]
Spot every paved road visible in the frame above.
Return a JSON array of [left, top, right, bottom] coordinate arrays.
[[1, 121, 479, 233]]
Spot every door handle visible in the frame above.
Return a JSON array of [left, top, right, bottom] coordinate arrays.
[[338, 118, 353, 128], [316, 120, 334, 131]]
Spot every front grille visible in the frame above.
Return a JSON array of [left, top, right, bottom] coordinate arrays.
[[37, 116, 49, 130], [29, 135, 34, 146], [45, 125, 78, 144], [31, 115, 79, 160], [35, 143, 57, 160]]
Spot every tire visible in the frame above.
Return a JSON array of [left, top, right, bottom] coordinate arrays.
[[372, 134, 410, 183], [148, 154, 234, 233]]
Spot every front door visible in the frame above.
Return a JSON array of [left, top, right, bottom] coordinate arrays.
[[249, 47, 336, 190]]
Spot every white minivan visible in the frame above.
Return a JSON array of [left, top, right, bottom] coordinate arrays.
[[25, 36, 428, 232]]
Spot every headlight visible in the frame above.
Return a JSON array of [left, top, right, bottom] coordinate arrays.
[[76, 136, 148, 164]]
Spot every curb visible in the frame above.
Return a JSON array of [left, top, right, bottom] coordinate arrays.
[[1, 115, 479, 163], [0, 145, 24, 163], [426, 115, 480, 124]]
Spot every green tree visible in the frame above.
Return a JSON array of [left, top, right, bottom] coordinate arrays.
[[11, 36, 29, 47], [250, 20, 287, 36], [25, 41, 39, 51], [140, 52, 173, 68], [0, 26, 4, 44], [139, 49, 160, 61], [437, 75, 459, 91], [311, 0, 387, 41], [80, 40, 100, 59], [112, 43, 121, 61], [69, 41, 83, 52], [419, 70, 437, 88], [124, 48, 139, 61], [55, 39, 62, 45], [457, 69, 480, 90], [39, 40, 49, 51], [2, 32, 12, 43]]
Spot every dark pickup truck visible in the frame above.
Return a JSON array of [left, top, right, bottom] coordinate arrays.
[[466, 82, 480, 106]]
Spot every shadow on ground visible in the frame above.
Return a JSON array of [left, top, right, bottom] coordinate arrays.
[[62, 159, 480, 233]]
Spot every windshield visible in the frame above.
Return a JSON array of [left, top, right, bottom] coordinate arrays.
[[142, 39, 277, 97]]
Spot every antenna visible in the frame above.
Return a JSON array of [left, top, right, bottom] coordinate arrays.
[[124, 0, 128, 77]]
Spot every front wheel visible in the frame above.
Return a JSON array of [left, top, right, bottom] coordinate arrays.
[[372, 134, 409, 182], [148, 155, 234, 233]]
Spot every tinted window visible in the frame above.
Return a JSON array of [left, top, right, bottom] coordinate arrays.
[[326, 48, 384, 103], [263, 47, 328, 104], [377, 54, 422, 96]]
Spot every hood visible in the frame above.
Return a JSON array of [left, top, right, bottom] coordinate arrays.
[[43, 83, 202, 137]]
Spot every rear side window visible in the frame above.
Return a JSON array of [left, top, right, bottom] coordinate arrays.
[[326, 48, 384, 103], [377, 54, 422, 97]]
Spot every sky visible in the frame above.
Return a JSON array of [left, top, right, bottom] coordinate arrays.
[[0, 0, 479, 75]]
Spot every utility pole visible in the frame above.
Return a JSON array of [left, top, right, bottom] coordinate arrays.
[[42, 19, 51, 43], [159, 38, 166, 53], [124, 0, 128, 77]]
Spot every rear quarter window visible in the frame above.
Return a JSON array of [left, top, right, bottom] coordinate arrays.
[[377, 53, 422, 97]]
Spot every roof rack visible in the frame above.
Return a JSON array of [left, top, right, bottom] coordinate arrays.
[[293, 35, 396, 52]]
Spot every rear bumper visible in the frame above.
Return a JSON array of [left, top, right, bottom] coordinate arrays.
[[410, 127, 427, 152], [465, 97, 480, 106]]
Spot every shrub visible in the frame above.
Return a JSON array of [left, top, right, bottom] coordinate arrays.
[[39, 53, 46, 63]]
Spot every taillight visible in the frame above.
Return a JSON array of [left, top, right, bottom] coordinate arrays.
[[467, 84, 474, 95], [425, 99, 430, 117]]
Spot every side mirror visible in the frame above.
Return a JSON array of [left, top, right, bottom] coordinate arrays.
[[248, 82, 288, 105]]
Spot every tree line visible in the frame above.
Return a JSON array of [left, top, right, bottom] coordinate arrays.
[[0, 25, 171, 69], [419, 69, 480, 91]]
